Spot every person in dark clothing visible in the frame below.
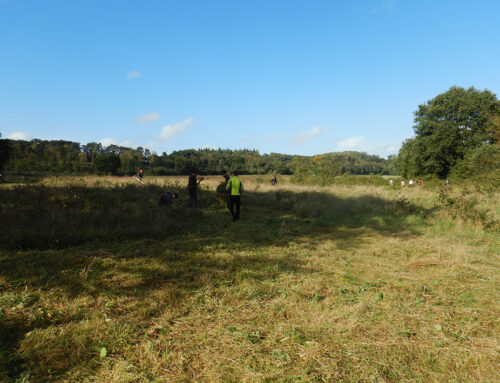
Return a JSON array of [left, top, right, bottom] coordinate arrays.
[[158, 191, 178, 207], [271, 175, 278, 186], [222, 171, 230, 182], [137, 169, 144, 180], [226, 171, 243, 221], [187, 171, 204, 207]]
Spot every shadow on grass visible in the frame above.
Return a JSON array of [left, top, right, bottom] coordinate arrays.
[[0, 184, 429, 250], [0, 184, 432, 380], [0, 185, 432, 292]]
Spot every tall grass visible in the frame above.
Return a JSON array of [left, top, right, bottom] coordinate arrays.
[[0, 181, 202, 249], [0, 176, 498, 382]]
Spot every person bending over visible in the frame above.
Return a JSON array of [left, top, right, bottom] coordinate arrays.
[[158, 191, 179, 207]]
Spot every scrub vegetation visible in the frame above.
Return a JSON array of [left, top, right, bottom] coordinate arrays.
[[0, 175, 498, 382]]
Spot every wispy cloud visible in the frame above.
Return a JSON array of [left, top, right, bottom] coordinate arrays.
[[289, 126, 327, 146], [98, 117, 194, 150], [241, 134, 257, 143], [371, 0, 394, 13], [99, 138, 134, 148], [336, 136, 366, 150], [7, 131, 32, 140], [126, 70, 141, 79], [333, 135, 401, 157], [383, 0, 394, 11], [158, 117, 194, 141], [135, 112, 160, 124], [266, 133, 286, 142]]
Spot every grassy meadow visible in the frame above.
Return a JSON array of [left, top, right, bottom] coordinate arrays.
[[0, 175, 499, 382]]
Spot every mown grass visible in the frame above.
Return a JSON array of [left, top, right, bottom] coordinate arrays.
[[0, 176, 498, 382]]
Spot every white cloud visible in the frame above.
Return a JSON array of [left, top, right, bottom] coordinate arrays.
[[336, 136, 366, 150], [158, 117, 194, 141], [370, 142, 401, 157], [7, 131, 32, 140], [333, 136, 401, 157], [266, 133, 286, 142], [289, 126, 327, 146], [126, 70, 141, 79], [99, 138, 133, 148], [371, 0, 394, 14], [242, 134, 257, 143], [135, 112, 160, 124], [97, 117, 194, 150], [383, 0, 394, 11]]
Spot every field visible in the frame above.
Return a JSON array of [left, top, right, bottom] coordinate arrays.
[[0, 175, 499, 382]]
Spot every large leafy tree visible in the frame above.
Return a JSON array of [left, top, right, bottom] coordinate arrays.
[[397, 86, 500, 178]]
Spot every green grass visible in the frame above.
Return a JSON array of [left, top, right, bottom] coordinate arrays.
[[0, 176, 498, 382]]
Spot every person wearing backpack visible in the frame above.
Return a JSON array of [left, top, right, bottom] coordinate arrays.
[[226, 171, 243, 221]]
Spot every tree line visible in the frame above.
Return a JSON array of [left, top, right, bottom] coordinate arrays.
[[0, 139, 394, 177], [2, 86, 497, 181]]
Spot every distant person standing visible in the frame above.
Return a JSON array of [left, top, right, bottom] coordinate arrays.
[[187, 171, 203, 207], [401, 180, 406, 188], [222, 170, 230, 182], [389, 178, 394, 186], [409, 179, 414, 186], [226, 171, 243, 221], [271, 175, 278, 186]]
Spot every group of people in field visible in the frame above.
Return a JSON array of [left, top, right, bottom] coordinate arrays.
[[389, 178, 424, 188], [389, 177, 450, 188], [155, 170, 245, 221]]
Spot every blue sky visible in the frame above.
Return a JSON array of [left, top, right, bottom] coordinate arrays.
[[1, 0, 499, 157]]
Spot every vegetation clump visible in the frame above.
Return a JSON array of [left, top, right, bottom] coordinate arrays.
[[437, 187, 499, 230]]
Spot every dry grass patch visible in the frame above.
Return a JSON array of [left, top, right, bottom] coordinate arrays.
[[0, 177, 498, 382]]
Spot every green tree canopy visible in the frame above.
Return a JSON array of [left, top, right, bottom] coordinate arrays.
[[94, 153, 121, 174], [396, 86, 500, 178], [2, 138, 395, 176]]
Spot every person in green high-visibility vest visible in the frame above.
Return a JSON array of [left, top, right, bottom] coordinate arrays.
[[226, 171, 243, 221]]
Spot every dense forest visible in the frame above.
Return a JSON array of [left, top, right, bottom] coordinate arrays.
[[0, 138, 394, 176]]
